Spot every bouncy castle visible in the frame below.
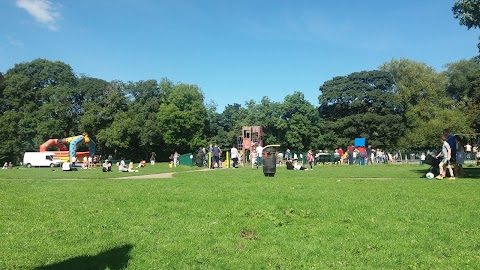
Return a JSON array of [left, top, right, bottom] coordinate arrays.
[[39, 133, 96, 162]]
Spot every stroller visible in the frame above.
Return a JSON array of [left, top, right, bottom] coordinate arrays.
[[425, 150, 440, 176]]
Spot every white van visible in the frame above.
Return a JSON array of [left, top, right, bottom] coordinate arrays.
[[23, 152, 63, 168]]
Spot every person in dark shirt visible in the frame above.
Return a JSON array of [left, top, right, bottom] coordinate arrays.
[[211, 144, 221, 168]]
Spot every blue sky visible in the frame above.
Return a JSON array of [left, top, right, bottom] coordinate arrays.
[[0, 0, 478, 110]]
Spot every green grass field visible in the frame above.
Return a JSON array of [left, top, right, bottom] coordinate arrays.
[[1, 164, 480, 269]]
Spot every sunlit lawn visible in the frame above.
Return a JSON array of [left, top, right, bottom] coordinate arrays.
[[1, 164, 480, 269]]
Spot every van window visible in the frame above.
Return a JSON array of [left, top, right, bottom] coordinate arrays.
[[46, 156, 53, 161]]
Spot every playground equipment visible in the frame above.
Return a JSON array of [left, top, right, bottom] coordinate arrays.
[[39, 133, 96, 162], [238, 126, 263, 161]]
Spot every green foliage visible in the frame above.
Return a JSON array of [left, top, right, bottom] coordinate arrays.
[[381, 59, 472, 149], [453, 0, 480, 54], [453, 0, 480, 29], [2, 54, 480, 165], [445, 59, 480, 132], [157, 83, 208, 153], [319, 70, 405, 149]]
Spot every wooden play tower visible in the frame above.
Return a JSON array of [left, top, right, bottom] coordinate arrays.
[[238, 126, 263, 151]]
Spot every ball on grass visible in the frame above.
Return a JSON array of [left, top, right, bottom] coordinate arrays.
[[426, 172, 434, 179]]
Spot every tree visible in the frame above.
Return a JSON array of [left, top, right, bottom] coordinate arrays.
[[453, 0, 480, 55], [381, 59, 472, 149], [445, 59, 480, 132], [319, 70, 405, 149], [157, 83, 208, 154], [0, 59, 78, 163], [282, 92, 320, 150]]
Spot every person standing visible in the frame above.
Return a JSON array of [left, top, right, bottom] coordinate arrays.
[[230, 144, 239, 168], [307, 150, 314, 170], [285, 149, 292, 162], [88, 156, 93, 169], [337, 147, 344, 165], [150, 152, 156, 166], [455, 135, 465, 177], [255, 143, 264, 169], [211, 144, 221, 168], [250, 150, 257, 169], [173, 151, 180, 167], [443, 129, 456, 161], [366, 145, 373, 165], [436, 136, 455, 180], [465, 142, 472, 160], [347, 144, 355, 165]]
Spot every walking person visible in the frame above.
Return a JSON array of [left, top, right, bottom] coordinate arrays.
[[436, 135, 455, 180], [307, 149, 314, 170], [230, 144, 239, 168]]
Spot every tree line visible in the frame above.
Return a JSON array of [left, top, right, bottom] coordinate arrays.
[[0, 57, 479, 164]]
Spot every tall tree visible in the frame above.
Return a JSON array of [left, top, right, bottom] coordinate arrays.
[[157, 83, 208, 154], [281, 92, 320, 150], [319, 70, 404, 149], [445, 59, 480, 132], [453, 0, 480, 55], [0, 59, 77, 163], [381, 59, 472, 149]]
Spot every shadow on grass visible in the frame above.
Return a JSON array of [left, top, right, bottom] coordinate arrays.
[[411, 166, 480, 179], [34, 244, 133, 270]]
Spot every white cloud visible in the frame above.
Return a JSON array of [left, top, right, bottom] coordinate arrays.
[[16, 0, 61, 31], [6, 35, 25, 47]]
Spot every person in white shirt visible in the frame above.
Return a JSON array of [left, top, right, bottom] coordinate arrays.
[[173, 152, 180, 167], [293, 159, 306, 170], [88, 156, 93, 168], [118, 157, 128, 172], [255, 143, 264, 168], [230, 144, 239, 168], [102, 160, 112, 172], [62, 160, 72, 171], [465, 143, 472, 159]]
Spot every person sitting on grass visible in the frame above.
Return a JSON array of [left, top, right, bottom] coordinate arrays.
[[118, 158, 128, 172], [286, 159, 307, 170], [293, 159, 307, 170], [128, 162, 138, 172], [286, 159, 294, 170], [137, 160, 146, 168], [436, 135, 455, 180], [2, 162, 7, 170], [62, 160, 77, 172], [102, 160, 112, 172]]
